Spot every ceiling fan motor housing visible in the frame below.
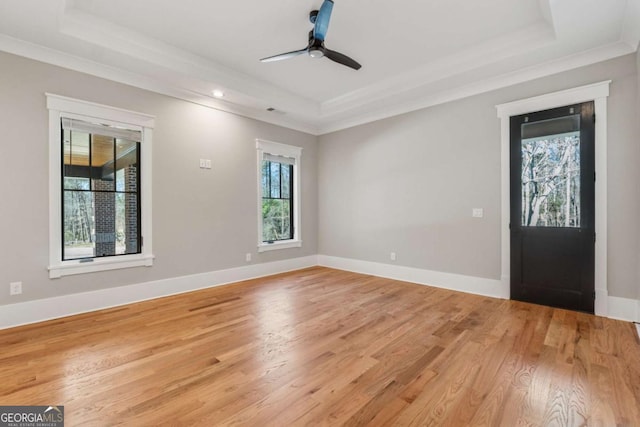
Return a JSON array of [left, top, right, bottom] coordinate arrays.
[[309, 47, 324, 58], [309, 10, 319, 24]]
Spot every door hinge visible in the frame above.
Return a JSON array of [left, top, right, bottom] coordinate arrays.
[[592, 113, 596, 123], [594, 171, 596, 182], [593, 290, 596, 300], [594, 232, 596, 243]]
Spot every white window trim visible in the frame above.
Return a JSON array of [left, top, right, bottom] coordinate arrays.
[[46, 93, 155, 278], [496, 80, 610, 316], [256, 139, 302, 253]]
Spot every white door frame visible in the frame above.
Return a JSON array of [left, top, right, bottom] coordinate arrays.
[[496, 81, 610, 316]]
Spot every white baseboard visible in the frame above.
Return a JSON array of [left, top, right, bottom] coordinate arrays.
[[0, 255, 318, 330], [2, 253, 636, 330], [606, 295, 640, 322], [317, 255, 508, 299]]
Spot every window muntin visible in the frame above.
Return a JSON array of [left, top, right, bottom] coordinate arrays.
[[62, 119, 141, 260]]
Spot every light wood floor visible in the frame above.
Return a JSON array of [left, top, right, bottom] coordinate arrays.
[[1, 267, 639, 426]]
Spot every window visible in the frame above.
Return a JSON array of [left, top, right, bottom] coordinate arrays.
[[62, 118, 141, 259], [256, 139, 302, 252], [47, 94, 154, 278]]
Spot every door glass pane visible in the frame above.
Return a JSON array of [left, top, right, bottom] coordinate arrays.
[[521, 114, 580, 227]]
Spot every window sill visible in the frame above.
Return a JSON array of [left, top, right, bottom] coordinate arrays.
[[49, 254, 154, 279], [257, 240, 302, 253]]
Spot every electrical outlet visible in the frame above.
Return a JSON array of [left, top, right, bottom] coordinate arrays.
[[245, 253, 252, 262], [390, 252, 397, 261], [472, 208, 484, 218], [10, 282, 22, 296]]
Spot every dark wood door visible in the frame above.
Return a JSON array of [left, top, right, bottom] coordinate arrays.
[[510, 102, 595, 313]]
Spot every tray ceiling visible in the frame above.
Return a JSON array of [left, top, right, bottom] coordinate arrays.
[[0, 0, 638, 134]]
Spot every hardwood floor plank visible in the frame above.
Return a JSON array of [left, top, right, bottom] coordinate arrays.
[[0, 266, 638, 426]]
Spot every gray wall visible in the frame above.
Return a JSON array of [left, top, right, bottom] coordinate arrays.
[[318, 54, 639, 299], [1, 49, 638, 306], [0, 51, 318, 306]]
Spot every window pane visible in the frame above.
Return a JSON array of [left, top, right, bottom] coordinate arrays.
[[115, 139, 138, 192], [63, 129, 72, 166], [521, 127, 581, 227], [93, 190, 116, 257], [115, 193, 125, 255], [65, 131, 90, 166], [115, 169, 125, 192], [262, 199, 291, 241], [261, 161, 269, 198], [64, 176, 90, 191], [63, 190, 95, 260], [281, 165, 290, 199], [123, 193, 139, 254], [91, 134, 115, 191], [114, 192, 139, 255], [270, 162, 280, 198]]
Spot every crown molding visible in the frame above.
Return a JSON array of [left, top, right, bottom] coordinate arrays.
[[320, 22, 556, 116], [1, 0, 636, 138], [0, 31, 633, 137], [0, 34, 321, 135], [59, 7, 319, 117], [317, 41, 634, 134]]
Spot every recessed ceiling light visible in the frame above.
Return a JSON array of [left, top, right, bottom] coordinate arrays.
[[212, 89, 224, 98]]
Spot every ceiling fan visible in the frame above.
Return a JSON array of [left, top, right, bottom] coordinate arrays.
[[260, 0, 361, 70]]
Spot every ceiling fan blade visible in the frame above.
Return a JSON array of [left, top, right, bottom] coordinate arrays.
[[324, 49, 361, 70], [260, 48, 308, 62], [313, 0, 334, 41]]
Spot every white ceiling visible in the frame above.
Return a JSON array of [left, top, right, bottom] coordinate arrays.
[[0, 0, 638, 134]]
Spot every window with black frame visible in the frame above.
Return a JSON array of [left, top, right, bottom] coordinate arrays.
[[261, 154, 294, 242], [62, 118, 141, 260]]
